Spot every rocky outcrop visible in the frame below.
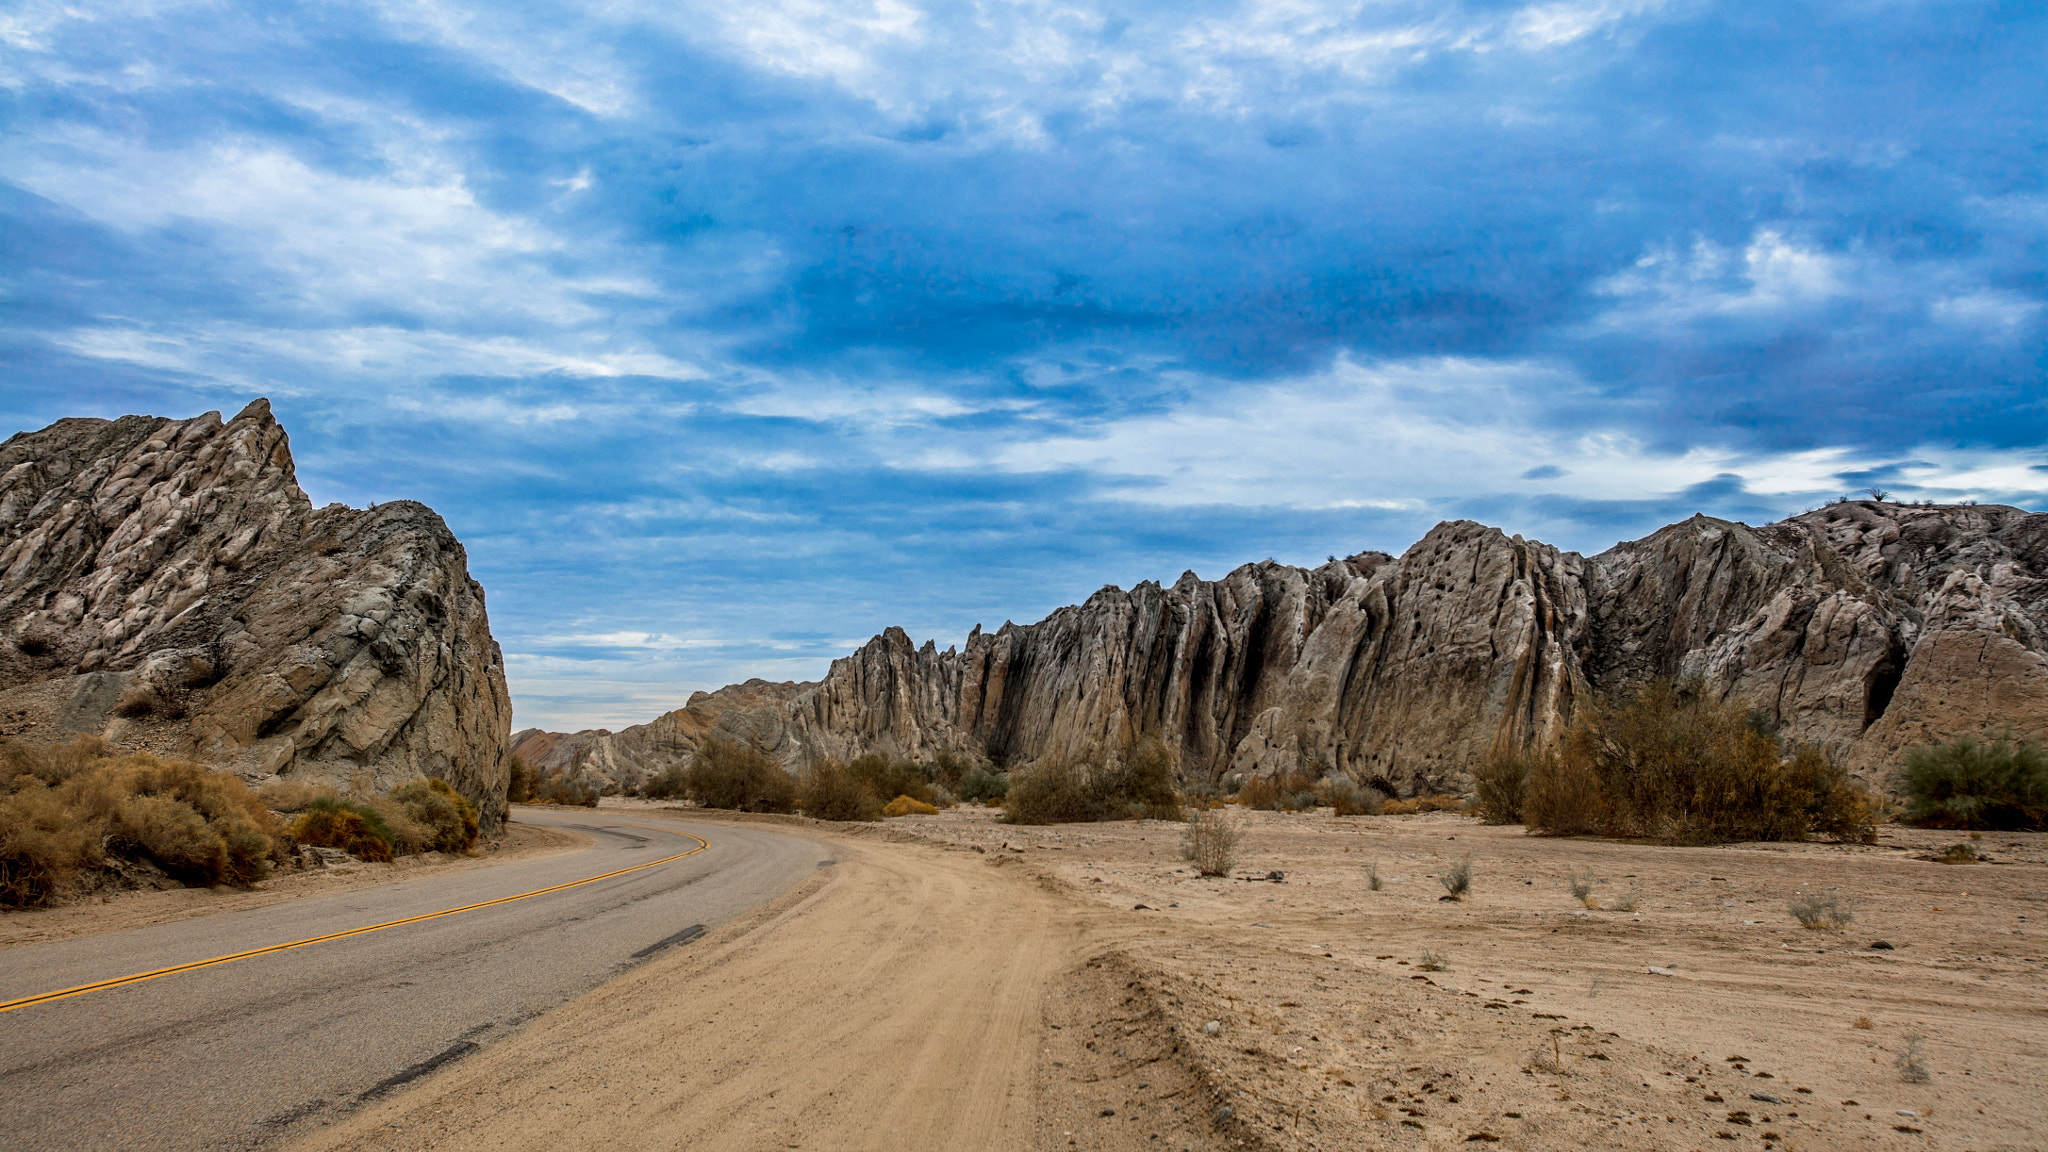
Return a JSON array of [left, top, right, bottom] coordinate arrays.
[[510, 727, 610, 773], [572, 502, 2047, 795], [0, 400, 513, 828]]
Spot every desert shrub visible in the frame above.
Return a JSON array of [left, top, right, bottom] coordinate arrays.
[[1313, 775, 1383, 816], [683, 738, 796, 813], [1523, 751, 1606, 835], [1935, 842, 1976, 864], [507, 754, 536, 804], [1473, 751, 1533, 824], [641, 762, 689, 801], [929, 748, 971, 793], [0, 785, 99, 908], [800, 761, 882, 821], [293, 797, 396, 862], [1365, 859, 1382, 890], [1417, 950, 1448, 971], [1608, 885, 1639, 913], [76, 754, 274, 886], [532, 768, 602, 807], [1437, 855, 1472, 899], [1896, 731, 2048, 830], [1527, 678, 1874, 844], [1239, 768, 1321, 811], [882, 794, 939, 817], [959, 764, 1009, 804], [1787, 886, 1854, 930], [1179, 809, 1241, 876], [391, 777, 479, 852], [847, 752, 935, 807], [1003, 740, 1181, 825]]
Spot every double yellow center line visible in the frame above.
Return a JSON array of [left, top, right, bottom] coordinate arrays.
[[0, 819, 707, 1016]]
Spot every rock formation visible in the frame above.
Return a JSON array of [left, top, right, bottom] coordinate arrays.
[[0, 400, 513, 828], [564, 502, 2047, 795], [510, 727, 611, 773]]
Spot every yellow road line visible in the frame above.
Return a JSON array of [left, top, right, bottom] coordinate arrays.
[[0, 818, 708, 1016]]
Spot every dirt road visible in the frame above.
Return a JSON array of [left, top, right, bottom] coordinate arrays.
[[294, 817, 1103, 1152]]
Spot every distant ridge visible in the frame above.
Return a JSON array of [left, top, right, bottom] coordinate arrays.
[[549, 501, 2048, 796]]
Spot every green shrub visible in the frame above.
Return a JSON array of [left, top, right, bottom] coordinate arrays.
[[507, 754, 535, 803], [1895, 731, 2048, 830], [1472, 750, 1532, 824], [799, 761, 881, 821], [683, 738, 796, 813], [1526, 678, 1874, 844], [846, 752, 935, 807], [294, 797, 396, 861], [960, 764, 1009, 804], [1004, 740, 1181, 825], [391, 777, 480, 852], [642, 762, 689, 801], [929, 748, 971, 793]]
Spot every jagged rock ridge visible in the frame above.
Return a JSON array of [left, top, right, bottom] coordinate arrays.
[[0, 400, 513, 827], [567, 503, 2048, 795]]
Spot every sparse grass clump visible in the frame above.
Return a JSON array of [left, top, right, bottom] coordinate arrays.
[[1365, 859, 1383, 890], [799, 761, 882, 821], [1568, 870, 1597, 907], [1003, 740, 1181, 825], [1608, 884, 1639, 913], [1788, 886, 1855, 930], [1437, 855, 1472, 900], [1180, 809, 1242, 876], [1417, 950, 1448, 971], [1896, 731, 2048, 830], [1896, 1035, 1931, 1083], [682, 738, 795, 813], [1525, 678, 1874, 844], [1936, 842, 1978, 864]]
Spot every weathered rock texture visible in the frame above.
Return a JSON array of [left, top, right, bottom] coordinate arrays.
[[510, 727, 610, 773], [566, 503, 2047, 795], [0, 400, 513, 828]]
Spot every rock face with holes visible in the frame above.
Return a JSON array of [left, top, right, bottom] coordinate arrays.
[[567, 503, 2047, 794], [0, 400, 512, 828]]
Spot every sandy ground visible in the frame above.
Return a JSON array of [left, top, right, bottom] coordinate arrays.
[[0, 820, 589, 951], [284, 802, 2046, 1152]]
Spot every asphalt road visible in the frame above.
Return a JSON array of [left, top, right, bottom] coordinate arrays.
[[0, 809, 827, 1151]]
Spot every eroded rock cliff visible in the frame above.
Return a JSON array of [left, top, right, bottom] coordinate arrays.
[[0, 400, 513, 827], [568, 502, 2047, 795]]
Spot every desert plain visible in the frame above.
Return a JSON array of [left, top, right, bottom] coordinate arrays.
[[261, 800, 2046, 1152]]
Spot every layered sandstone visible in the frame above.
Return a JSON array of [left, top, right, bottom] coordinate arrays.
[[566, 502, 2047, 795], [0, 400, 513, 828]]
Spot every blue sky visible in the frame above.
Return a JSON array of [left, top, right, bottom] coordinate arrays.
[[4, 0, 2044, 730]]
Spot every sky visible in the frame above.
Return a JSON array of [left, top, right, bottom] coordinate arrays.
[[3, 0, 2044, 732]]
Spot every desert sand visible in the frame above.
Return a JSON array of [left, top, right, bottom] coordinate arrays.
[[288, 801, 2043, 1152]]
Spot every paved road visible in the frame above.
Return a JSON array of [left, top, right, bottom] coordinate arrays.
[[0, 810, 827, 1151]]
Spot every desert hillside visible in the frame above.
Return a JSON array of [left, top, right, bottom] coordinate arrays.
[[0, 401, 513, 827]]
